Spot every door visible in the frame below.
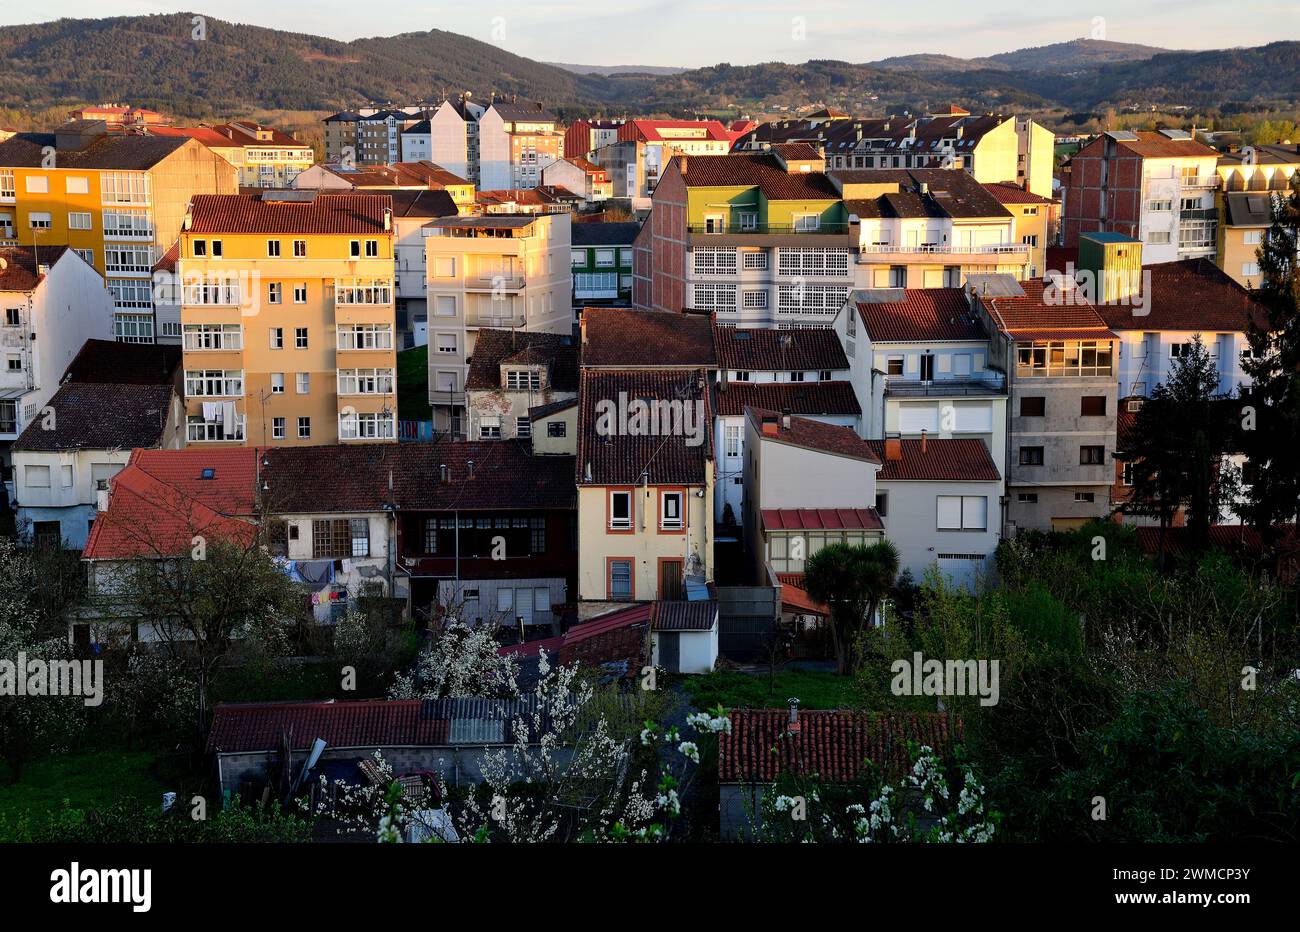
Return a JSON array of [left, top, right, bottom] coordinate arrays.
[[920, 354, 936, 382], [413, 318, 428, 347], [659, 632, 680, 672], [660, 558, 684, 600]]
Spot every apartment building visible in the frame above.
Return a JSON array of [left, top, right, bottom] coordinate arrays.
[[0, 246, 115, 472], [178, 191, 397, 447], [149, 122, 314, 188], [69, 105, 168, 128], [633, 147, 854, 328], [356, 110, 423, 166], [421, 212, 572, 434], [294, 161, 475, 210], [398, 97, 486, 182], [1060, 130, 1221, 264], [834, 168, 1029, 289], [969, 275, 1118, 532], [478, 101, 563, 191], [565, 119, 627, 159], [323, 111, 360, 164], [571, 221, 639, 306], [391, 190, 460, 348], [1216, 142, 1300, 193], [541, 157, 613, 204], [983, 182, 1059, 278], [1217, 191, 1274, 289], [0, 121, 237, 336], [738, 107, 1057, 200], [832, 288, 1008, 496], [616, 120, 739, 196]]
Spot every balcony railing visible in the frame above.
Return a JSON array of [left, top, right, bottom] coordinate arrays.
[[1178, 175, 1218, 189], [885, 374, 1006, 397], [688, 222, 851, 235], [467, 275, 526, 291], [857, 243, 1029, 257]]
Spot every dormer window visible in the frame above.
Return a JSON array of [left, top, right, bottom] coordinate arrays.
[[505, 368, 542, 391]]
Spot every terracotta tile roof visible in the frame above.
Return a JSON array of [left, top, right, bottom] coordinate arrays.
[[747, 407, 880, 463], [466, 329, 579, 392], [652, 600, 718, 631], [1135, 524, 1299, 559], [187, 193, 392, 235], [835, 168, 1010, 219], [760, 508, 884, 531], [626, 119, 733, 143], [1110, 130, 1219, 160], [982, 181, 1057, 205], [218, 121, 309, 149], [775, 573, 829, 616], [63, 338, 181, 385], [389, 189, 458, 219], [771, 142, 823, 161], [1116, 399, 1141, 450], [0, 132, 189, 170], [558, 603, 651, 672], [719, 709, 962, 782], [153, 241, 179, 273], [869, 438, 1001, 482], [144, 125, 236, 148], [981, 279, 1115, 339], [714, 324, 848, 372], [529, 397, 578, 420], [582, 308, 716, 368], [84, 448, 258, 560], [571, 221, 641, 247], [677, 151, 841, 200], [855, 288, 984, 342], [207, 699, 449, 753], [261, 441, 576, 513], [577, 369, 712, 485], [13, 383, 173, 452], [0, 245, 71, 291], [1096, 259, 1263, 333], [715, 380, 860, 418]]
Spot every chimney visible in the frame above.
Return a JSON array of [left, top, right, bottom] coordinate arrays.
[[678, 154, 687, 175], [439, 463, 449, 482], [781, 408, 792, 431], [95, 479, 110, 513], [920, 430, 928, 454], [787, 697, 801, 733], [885, 437, 903, 461], [466, 459, 475, 479], [761, 415, 779, 437]]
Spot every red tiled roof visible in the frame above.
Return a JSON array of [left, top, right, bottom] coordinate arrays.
[[1096, 259, 1263, 333], [677, 151, 841, 200], [1135, 524, 1299, 558], [1110, 131, 1219, 160], [578, 369, 712, 485], [652, 600, 717, 631], [981, 279, 1115, 339], [761, 508, 884, 531], [714, 324, 848, 372], [0, 245, 70, 290], [855, 289, 984, 342], [582, 308, 716, 368], [626, 119, 734, 143], [719, 709, 961, 782], [714, 381, 860, 418], [771, 142, 823, 161], [775, 573, 828, 616], [558, 603, 652, 670], [84, 448, 258, 560], [206, 700, 448, 753], [981, 181, 1056, 205], [187, 193, 392, 234], [868, 438, 1001, 482], [747, 407, 880, 463], [145, 125, 236, 148]]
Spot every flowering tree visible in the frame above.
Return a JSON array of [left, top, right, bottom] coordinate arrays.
[[755, 744, 997, 843], [387, 617, 520, 700]]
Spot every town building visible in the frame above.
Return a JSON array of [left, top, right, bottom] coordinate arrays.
[[564, 119, 627, 159], [983, 181, 1059, 279], [390, 190, 460, 349], [292, 161, 475, 208], [0, 121, 238, 327], [68, 105, 169, 128], [571, 221, 639, 306], [178, 191, 398, 447], [322, 111, 361, 164], [397, 96, 486, 182], [464, 328, 579, 443], [477, 101, 563, 191], [422, 213, 572, 436], [541, 157, 613, 204], [0, 247, 115, 473], [148, 122, 314, 188], [1059, 130, 1221, 264], [616, 120, 740, 196], [1217, 191, 1274, 289]]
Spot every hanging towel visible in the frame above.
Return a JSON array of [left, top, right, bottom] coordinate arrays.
[[222, 401, 236, 436], [201, 402, 220, 422]]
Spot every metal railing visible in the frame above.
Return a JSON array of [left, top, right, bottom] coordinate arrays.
[[688, 221, 851, 235]]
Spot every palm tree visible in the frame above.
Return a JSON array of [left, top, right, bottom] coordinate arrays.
[[803, 540, 900, 675]]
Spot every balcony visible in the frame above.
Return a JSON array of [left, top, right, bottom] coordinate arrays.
[[856, 243, 1029, 264], [466, 274, 526, 292], [885, 374, 1006, 397], [1178, 175, 1218, 189], [688, 221, 851, 235]]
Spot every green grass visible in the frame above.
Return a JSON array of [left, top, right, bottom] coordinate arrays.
[[680, 669, 861, 711], [396, 345, 432, 422], [0, 750, 170, 824]]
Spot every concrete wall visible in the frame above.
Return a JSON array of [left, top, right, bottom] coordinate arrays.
[[876, 478, 1000, 588], [651, 623, 718, 674]]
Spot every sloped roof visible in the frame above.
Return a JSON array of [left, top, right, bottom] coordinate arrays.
[[1096, 259, 1262, 333], [557, 602, 651, 672], [714, 324, 848, 372], [466, 329, 579, 392], [760, 508, 884, 531], [982, 181, 1057, 205], [719, 709, 961, 782], [0, 132, 189, 169], [571, 221, 641, 247], [855, 288, 984, 342], [0, 245, 72, 291], [652, 600, 718, 631], [63, 338, 182, 385], [13, 383, 173, 452], [389, 189, 459, 219], [187, 193, 392, 234], [1108, 130, 1219, 160], [582, 308, 716, 368], [868, 438, 1001, 482], [1222, 192, 1274, 227], [577, 369, 711, 485], [835, 168, 1011, 219], [746, 407, 880, 463], [676, 151, 840, 200], [715, 380, 860, 418], [981, 279, 1115, 339]]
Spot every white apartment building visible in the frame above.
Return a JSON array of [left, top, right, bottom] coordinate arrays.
[[477, 101, 563, 191]]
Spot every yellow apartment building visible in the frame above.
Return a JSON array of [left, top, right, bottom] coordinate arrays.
[[178, 190, 397, 447], [150, 122, 315, 188], [0, 120, 237, 341], [982, 181, 1059, 278]]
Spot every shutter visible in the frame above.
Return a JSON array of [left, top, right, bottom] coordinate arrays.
[[936, 496, 962, 529], [899, 404, 940, 433], [953, 404, 992, 432], [961, 496, 988, 530], [953, 353, 972, 376]]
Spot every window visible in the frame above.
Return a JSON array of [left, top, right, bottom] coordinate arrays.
[[1243, 230, 1263, 246], [660, 491, 684, 530], [210, 240, 223, 258], [742, 290, 768, 309], [270, 327, 284, 349], [571, 250, 585, 268], [108, 278, 152, 309], [295, 327, 308, 349], [937, 495, 987, 530], [271, 372, 285, 394], [1074, 492, 1096, 503], [25, 176, 49, 194], [479, 415, 501, 439], [0, 171, 11, 199], [337, 324, 393, 350], [336, 368, 392, 395], [192, 239, 207, 257], [692, 283, 737, 313], [1080, 446, 1105, 465], [595, 248, 615, 267], [1242, 262, 1260, 277], [73, 248, 94, 267], [268, 282, 282, 304], [725, 424, 742, 457], [267, 239, 281, 257], [608, 559, 633, 599], [293, 284, 307, 303], [350, 240, 361, 258], [293, 240, 306, 257], [184, 369, 243, 397], [4, 308, 18, 326], [1148, 199, 1172, 212], [1080, 396, 1107, 416], [183, 323, 242, 350], [777, 247, 850, 277], [529, 516, 546, 553], [875, 492, 888, 517], [516, 416, 531, 438], [67, 211, 92, 230], [1147, 231, 1171, 245], [335, 278, 392, 305], [693, 247, 738, 275], [100, 172, 149, 204], [1019, 446, 1044, 466], [113, 315, 154, 344], [312, 518, 369, 559], [609, 490, 632, 530], [887, 356, 904, 376], [547, 420, 566, 438], [298, 417, 311, 438], [1015, 340, 1113, 377], [6, 357, 20, 371], [296, 373, 310, 394], [505, 369, 541, 391], [742, 250, 768, 271], [272, 417, 286, 439], [1122, 462, 1134, 487], [1016, 492, 1038, 504], [28, 212, 52, 229], [24, 465, 50, 488]]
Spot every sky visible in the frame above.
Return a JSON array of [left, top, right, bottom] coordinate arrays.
[[1, 1, 1295, 68]]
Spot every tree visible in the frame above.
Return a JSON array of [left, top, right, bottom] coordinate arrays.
[[1119, 335, 1239, 565], [1239, 173, 1300, 548], [803, 541, 900, 675]]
